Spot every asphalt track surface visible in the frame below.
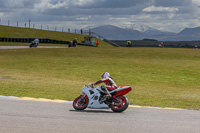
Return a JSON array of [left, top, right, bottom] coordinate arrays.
[[0, 97, 199, 133]]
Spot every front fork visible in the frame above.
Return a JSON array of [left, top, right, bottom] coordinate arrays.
[[80, 93, 88, 102]]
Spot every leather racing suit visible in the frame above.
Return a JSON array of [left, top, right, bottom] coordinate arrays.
[[94, 77, 117, 91]]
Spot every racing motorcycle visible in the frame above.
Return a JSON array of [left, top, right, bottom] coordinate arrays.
[[29, 38, 39, 48], [73, 84, 132, 112]]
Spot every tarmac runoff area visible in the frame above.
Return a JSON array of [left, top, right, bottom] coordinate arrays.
[[0, 46, 68, 49], [1, 96, 199, 133], [0, 95, 186, 110]]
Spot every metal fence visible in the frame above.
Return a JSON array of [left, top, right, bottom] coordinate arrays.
[[0, 19, 89, 34]]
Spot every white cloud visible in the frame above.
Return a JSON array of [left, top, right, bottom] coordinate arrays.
[[143, 6, 179, 13], [47, 0, 68, 9], [34, 0, 69, 11], [192, 0, 200, 6], [71, 0, 95, 7], [76, 16, 91, 21], [0, 0, 199, 33]]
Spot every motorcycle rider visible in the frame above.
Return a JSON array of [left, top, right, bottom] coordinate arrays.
[[91, 72, 117, 99], [126, 41, 132, 47], [72, 38, 77, 47], [30, 38, 39, 48]]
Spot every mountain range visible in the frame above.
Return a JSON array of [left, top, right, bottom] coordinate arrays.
[[91, 25, 200, 41]]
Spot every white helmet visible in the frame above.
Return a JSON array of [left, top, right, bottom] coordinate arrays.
[[101, 72, 110, 79]]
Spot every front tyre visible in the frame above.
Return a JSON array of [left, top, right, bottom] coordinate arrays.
[[73, 95, 89, 110], [111, 96, 129, 112]]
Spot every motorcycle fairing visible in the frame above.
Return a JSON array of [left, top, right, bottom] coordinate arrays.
[[110, 86, 132, 97], [82, 86, 109, 109]]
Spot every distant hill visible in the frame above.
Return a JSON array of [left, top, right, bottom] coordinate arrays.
[[144, 29, 176, 37], [125, 23, 176, 37], [125, 23, 153, 32], [91, 25, 143, 40], [159, 26, 200, 41], [178, 26, 200, 35], [91, 25, 200, 41]]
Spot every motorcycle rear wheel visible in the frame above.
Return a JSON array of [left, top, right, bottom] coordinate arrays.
[[110, 96, 129, 112], [73, 95, 88, 110]]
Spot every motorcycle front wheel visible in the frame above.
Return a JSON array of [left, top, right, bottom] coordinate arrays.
[[73, 95, 89, 110], [29, 44, 33, 48], [110, 96, 129, 112]]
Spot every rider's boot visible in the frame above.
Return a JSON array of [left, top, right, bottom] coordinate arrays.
[[101, 86, 111, 99]]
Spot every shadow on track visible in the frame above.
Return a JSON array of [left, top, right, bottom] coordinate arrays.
[[69, 109, 116, 113]]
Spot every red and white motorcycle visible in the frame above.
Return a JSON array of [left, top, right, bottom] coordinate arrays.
[[73, 84, 132, 112]]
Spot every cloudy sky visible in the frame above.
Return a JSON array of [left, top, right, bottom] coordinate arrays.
[[0, 0, 200, 33]]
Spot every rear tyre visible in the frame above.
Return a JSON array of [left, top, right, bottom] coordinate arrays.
[[73, 95, 89, 110], [110, 96, 129, 112]]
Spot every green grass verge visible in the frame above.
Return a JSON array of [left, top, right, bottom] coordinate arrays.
[[0, 46, 199, 109]]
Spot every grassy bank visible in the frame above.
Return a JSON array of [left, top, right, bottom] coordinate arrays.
[[0, 46, 199, 109], [0, 25, 86, 42], [0, 25, 110, 47]]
